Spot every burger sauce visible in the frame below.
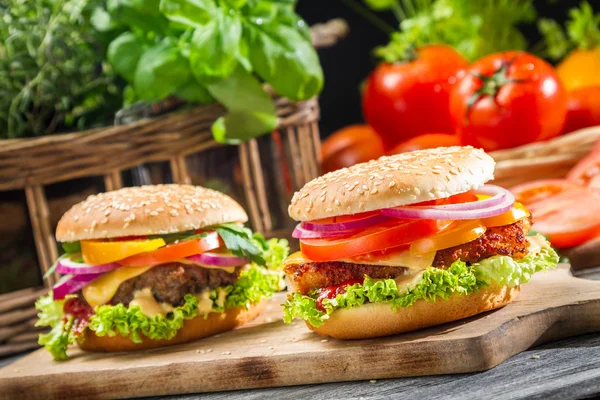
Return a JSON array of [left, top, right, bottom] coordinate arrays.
[[316, 278, 364, 311]]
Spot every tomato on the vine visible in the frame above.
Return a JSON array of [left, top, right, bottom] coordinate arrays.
[[450, 51, 567, 152], [362, 45, 469, 150]]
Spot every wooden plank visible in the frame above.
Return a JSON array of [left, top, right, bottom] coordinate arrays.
[[0, 288, 46, 315], [0, 308, 37, 328], [1, 266, 599, 400]]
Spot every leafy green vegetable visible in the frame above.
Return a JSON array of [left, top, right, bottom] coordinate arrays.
[[212, 223, 266, 266], [134, 40, 191, 101], [62, 242, 82, 254], [251, 234, 289, 270], [538, 1, 600, 60], [0, 0, 123, 138], [207, 67, 278, 143], [35, 294, 78, 361], [103, 0, 322, 143], [284, 246, 558, 327], [361, 0, 536, 62]]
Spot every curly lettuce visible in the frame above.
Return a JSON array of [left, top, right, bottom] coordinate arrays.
[[37, 266, 282, 360], [283, 247, 558, 327], [35, 294, 78, 361]]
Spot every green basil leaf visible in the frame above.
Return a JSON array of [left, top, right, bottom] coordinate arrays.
[[134, 41, 191, 101], [176, 79, 215, 104], [160, 0, 217, 28], [189, 12, 242, 83], [108, 32, 143, 82], [245, 22, 323, 100], [107, 0, 169, 34], [207, 67, 277, 143]]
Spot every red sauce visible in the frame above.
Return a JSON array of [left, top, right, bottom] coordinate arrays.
[[63, 297, 94, 336], [316, 278, 364, 311]]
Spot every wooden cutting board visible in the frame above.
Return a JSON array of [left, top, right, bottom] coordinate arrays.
[[1, 265, 600, 400]]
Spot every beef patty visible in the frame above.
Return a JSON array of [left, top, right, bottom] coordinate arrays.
[[285, 219, 531, 295], [111, 263, 241, 306]]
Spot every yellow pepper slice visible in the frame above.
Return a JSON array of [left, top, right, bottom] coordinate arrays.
[[81, 238, 166, 265], [483, 202, 530, 228], [410, 220, 486, 255]]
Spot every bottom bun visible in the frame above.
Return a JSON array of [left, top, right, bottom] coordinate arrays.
[[307, 284, 520, 339], [79, 300, 267, 352]]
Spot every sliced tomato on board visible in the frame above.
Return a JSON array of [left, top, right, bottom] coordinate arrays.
[[300, 219, 445, 262], [567, 151, 600, 187], [119, 232, 222, 267], [529, 188, 600, 248], [510, 179, 581, 207]]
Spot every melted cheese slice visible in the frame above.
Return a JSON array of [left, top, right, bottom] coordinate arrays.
[[82, 265, 153, 308], [129, 288, 174, 317], [283, 249, 436, 271]]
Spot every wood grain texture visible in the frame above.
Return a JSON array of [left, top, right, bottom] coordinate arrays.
[[1, 265, 599, 400]]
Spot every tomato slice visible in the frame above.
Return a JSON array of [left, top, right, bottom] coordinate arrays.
[[567, 152, 600, 187], [300, 220, 444, 261], [529, 188, 600, 248], [410, 220, 486, 255], [81, 238, 166, 265], [510, 179, 581, 207], [482, 203, 530, 228], [119, 232, 222, 267]]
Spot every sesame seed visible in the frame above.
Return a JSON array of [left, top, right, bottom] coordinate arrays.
[[321, 339, 329, 343], [388, 181, 396, 188], [73, 216, 79, 221], [170, 210, 179, 217], [325, 207, 333, 213], [91, 220, 97, 229], [156, 207, 164, 212], [334, 199, 341, 206], [123, 222, 130, 228], [370, 188, 378, 194], [222, 351, 231, 356], [149, 211, 159, 216]]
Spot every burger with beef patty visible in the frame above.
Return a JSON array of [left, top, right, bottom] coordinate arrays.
[[36, 184, 288, 360], [283, 146, 558, 339]]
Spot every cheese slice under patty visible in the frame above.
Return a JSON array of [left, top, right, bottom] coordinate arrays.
[[283, 249, 436, 271]]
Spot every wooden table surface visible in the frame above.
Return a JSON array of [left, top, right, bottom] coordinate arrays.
[[2, 266, 600, 400]]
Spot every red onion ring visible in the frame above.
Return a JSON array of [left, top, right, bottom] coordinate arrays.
[[382, 188, 515, 220], [187, 252, 247, 267], [300, 213, 392, 232], [293, 224, 358, 239], [53, 273, 103, 300], [56, 258, 121, 275], [432, 185, 507, 210]]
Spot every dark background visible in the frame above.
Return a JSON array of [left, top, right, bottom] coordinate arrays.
[[296, 0, 588, 138]]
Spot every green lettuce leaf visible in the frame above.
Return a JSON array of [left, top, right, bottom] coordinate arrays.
[[283, 246, 558, 327], [35, 293, 78, 361], [88, 266, 281, 343]]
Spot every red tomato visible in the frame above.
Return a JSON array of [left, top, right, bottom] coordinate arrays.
[[510, 179, 581, 207], [300, 219, 442, 261], [321, 125, 385, 173], [529, 189, 600, 248], [362, 45, 469, 150], [387, 133, 460, 154], [563, 86, 600, 134], [120, 232, 221, 267], [450, 52, 567, 151], [567, 151, 600, 188]]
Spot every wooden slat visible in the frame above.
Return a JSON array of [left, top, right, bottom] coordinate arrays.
[[247, 139, 272, 232], [33, 186, 59, 283], [24, 187, 54, 288], [0, 289, 46, 315], [238, 143, 264, 233], [0, 308, 38, 329]]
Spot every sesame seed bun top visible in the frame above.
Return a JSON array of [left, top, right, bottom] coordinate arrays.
[[56, 184, 248, 242], [288, 146, 495, 221]]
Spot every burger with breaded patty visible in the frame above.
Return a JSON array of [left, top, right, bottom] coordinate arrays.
[[36, 184, 288, 360], [283, 146, 558, 339]]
